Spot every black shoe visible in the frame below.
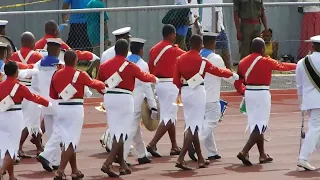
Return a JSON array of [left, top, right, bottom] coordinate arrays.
[[37, 155, 53, 172], [52, 166, 59, 170], [188, 143, 197, 162], [146, 145, 161, 157], [138, 156, 152, 164], [208, 154, 221, 160]]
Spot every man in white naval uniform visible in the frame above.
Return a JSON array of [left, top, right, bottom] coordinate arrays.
[[124, 37, 158, 165], [33, 38, 64, 172], [99, 27, 134, 156], [296, 35, 320, 171]]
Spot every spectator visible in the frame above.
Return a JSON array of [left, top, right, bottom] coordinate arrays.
[[261, 28, 279, 59], [297, 0, 320, 59], [62, 0, 92, 51], [174, 0, 192, 50], [233, 0, 268, 62], [86, 0, 111, 57]]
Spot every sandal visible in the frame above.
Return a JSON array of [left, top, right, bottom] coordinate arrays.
[[237, 152, 252, 166], [101, 164, 119, 178], [18, 151, 32, 159], [175, 161, 192, 170], [198, 160, 210, 168], [259, 154, 273, 164], [71, 171, 84, 180], [170, 147, 182, 156], [53, 171, 67, 180], [119, 167, 132, 176]]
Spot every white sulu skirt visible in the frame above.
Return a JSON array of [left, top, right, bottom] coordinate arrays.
[[104, 93, 134, 143], [181, 85, 206, 135], [55, 105, 84, 150], [155, 82, 179, 125], [245, 90, 271, 134], [0, 110, 23, 159], [21, 87, 42, 135]]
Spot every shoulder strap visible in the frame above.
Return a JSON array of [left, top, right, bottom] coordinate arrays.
[[245, 56, 262, 81], [72, 71, 80, 83], [153, 45, 172, 66], [10, 83, 20, 97], [303, 55, 320, 92], [17, 51, 26, 64], [119, 61, 129, 72], [199, 60, 207, 75]]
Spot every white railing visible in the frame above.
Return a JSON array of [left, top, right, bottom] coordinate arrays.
[[1, 2, 319, 58]]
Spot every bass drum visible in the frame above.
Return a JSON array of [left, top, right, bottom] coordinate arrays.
[[35, 48, 66, 62], [0, 35, 17, 57]]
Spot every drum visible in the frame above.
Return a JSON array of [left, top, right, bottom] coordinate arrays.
[[0, 35, 17, 58], [141, 98, 160, 132], [219, 99, 228, 121]]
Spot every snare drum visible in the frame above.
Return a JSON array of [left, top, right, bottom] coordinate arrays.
[[219, 99, 228, 121], [0, 35, 17, 53]]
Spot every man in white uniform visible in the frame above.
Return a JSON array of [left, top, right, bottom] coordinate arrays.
[[296, 35, 320, 171], [199, 0, 231, 69], [34, 38, 64, 172], [124, 37, 158, 164], [188, 31, 233, 161], [99, 27, 134, 156]]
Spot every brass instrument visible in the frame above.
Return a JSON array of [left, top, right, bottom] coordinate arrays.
[[95, 102, 106, 113], [172, 94, 183, 106]]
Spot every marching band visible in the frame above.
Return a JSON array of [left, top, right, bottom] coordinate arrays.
[[0, 18, 319, 180]]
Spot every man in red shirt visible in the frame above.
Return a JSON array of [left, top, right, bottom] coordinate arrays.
[[35, 20, 99, 77], [10, 31, 44, 158], [146, 24, 186, 157], [10, 31, 43, 64], [173, 34, 237, 170], [234, 37, 296, 166], [50, 50, 105, 180], [0, 61, 51, 180], [98, 39, 157, 177]]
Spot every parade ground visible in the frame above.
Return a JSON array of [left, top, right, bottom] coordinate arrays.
[[12, 86, 320, 180]]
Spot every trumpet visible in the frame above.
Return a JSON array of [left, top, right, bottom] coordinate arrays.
[[172, 94, 183, 106], [95, 102, 106, 113]]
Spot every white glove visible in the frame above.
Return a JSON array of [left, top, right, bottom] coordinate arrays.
[[48, 102, 53, 107], [84, 86, 93, 97], [150, 109, 158, 120], [155, 77, 159, 84], [232, 73, 239, 80]]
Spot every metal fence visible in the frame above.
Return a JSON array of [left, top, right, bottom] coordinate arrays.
[[1, 2, 320, 91]]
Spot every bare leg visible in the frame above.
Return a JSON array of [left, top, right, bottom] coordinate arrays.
[[0, 152, 15, 180], [117, 135, 131, 175], [56, 144, 74, 175], [101, 136, 122, 177], [18, 128, 31, 158], [175, 128, 193, 170], [86, 60, 100, 78], [69, 152, 84, 179], [31, 133, 44, 155], [167, 121, 180, 151], [192, 127, 208, 167], [149, 121, 170, 146]]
